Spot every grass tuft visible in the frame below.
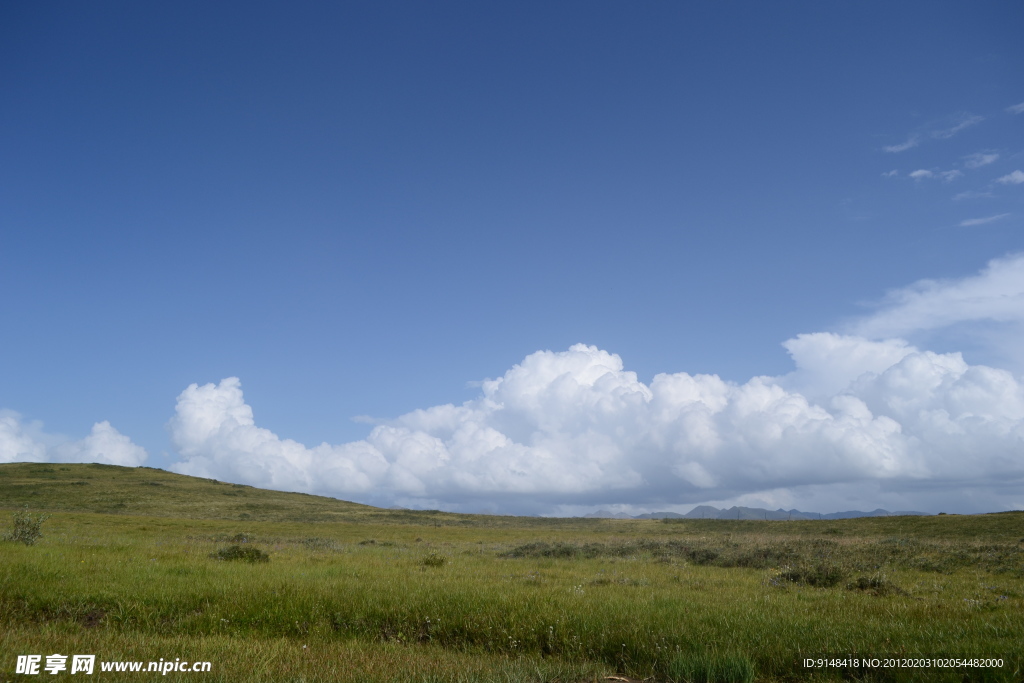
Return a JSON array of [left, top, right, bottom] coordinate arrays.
[[668, 652, 755, 683]]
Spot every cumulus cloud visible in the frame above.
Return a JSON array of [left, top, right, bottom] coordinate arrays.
[[0, 412, 47, 463], [12, 257, 1020, 515], [997, 170, 1024, 185], [777, 334, 915, 400], [166, 326, 1024, 515], [960, 214, 1010, 227], [0, 411, 147, 466], [909, 169, 961, 182]]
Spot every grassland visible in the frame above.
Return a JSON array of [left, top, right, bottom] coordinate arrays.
[[2, 462, 1023, 682]]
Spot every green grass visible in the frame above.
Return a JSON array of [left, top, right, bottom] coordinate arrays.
[[2, 463, 1023, 681]]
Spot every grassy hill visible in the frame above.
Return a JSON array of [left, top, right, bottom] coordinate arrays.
[[2, 462, 1024, 682], [2, 462, 1024, 540], [3, 461, 1022, 539], [0, 461, 376, 521]]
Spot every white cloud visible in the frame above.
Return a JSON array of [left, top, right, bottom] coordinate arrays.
[[884, 137, 919, 153], [960, 214, 1010, 227], [997, 170, 1024, 185], [884, 113, 983, 155], [166, 328, 1024, 515], [0, 411, 147, 466], [0, 412, 47, 463], [1007, 102, 1024, 115], [778, 334, 915, 400], [953, 190, 994, 200], [964, 152, 999, 169], [881, 169, 898, 178], [931, 114, 983, 139], [909, 168, 960, 182], [11, 256, 1024, 515], [851, 253, 1024, 340]]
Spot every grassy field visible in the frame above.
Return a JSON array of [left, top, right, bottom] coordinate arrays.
[[2, 462, 1023, 682]]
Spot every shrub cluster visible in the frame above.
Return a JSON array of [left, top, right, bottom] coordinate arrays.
[[775, 563, 845, 588], [211, 544, 269, 563], [501, 536, 1024, 577], [501, 539, 800, 568]]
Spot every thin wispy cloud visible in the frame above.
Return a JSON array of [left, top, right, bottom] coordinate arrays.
[[909, 169, 933, 180], [848, 252, 1024, 382], [1007, 102, 1024, 115], [960, 213, 1010, 227], [851, 253, 1024, 339], [885, 113, 984, 154], [964, 152, 999, 169], [953, 190, 994, 200], [930, 113, 983, 139], [997, 170, 1024, 185], [883, 137, 919, 153], [881, 169, 898, 178]]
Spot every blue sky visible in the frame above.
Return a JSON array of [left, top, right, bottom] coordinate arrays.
[[3, 2, 1024, 515]]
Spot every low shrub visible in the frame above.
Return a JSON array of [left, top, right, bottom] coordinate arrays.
[[775, 563, 846, 587], [847, 574, 906, 596], [7, 507, 49, 546], [422, 553, 446, 567], [212, 545, 269, 563]]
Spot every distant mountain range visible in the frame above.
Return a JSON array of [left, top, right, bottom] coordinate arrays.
[[581, 505, 931, 520]]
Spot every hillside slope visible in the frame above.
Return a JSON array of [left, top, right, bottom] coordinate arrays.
[[3, 462, 1022, 541], [0, 462, 379, 522]]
